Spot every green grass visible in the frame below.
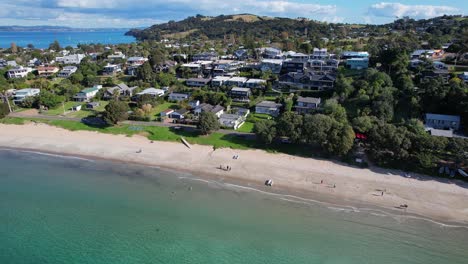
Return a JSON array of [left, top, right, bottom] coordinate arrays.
[[43, 102, 79, 116], [0, 117, 26, 125], [149, 102, 179, 120], [237, 121, 254, 133]]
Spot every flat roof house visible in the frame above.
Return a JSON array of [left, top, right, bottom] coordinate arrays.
[[425, 113, 461, 131], [186, 78, 211, 87], [260, 59, 283, 74], [295, 96, 321, 114], [168, 93, 189, 102], [193, 52, 218, 61], [13, 88, 40, 104], [126, 56, 148, 66], [229, 87, 251, 102], [7, 66, 33, 79], [255, 101, 282, 117], [244, 79, 267, 89], [37, 66, 59, 77], [225, 77, 248, 87], [103, 64, 122, 75], [219, 114, 246, 130], [58, 66, 78, 78], [136, 88, 165, 97], [211, 76, 232, 87], [346, 58, 369, 70], [55, 54, 85, 64]]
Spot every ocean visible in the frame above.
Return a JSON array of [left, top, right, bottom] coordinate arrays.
[[0, 149, 467, 264], [0, 31, 135, 49]]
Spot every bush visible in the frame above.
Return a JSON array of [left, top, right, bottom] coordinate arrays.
[[0, 103, 9, 118], [198, 112, 220, 135], [102, 100, 129, 125]]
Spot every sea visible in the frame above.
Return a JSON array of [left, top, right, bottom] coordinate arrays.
[[0, 30, 135, 49], [1, 149, 468, 264]]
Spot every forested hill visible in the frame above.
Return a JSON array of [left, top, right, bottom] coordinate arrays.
[[126, 14, 467, 42]]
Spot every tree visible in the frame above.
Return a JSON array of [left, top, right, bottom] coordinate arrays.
[[276, 112, 303, 143], [49, 40, 61, 51], [198, 112, 220, 135], [253, 119, 277, 144], [137, 61, 155, 82], [10, 42, 18, 53], [37, 91, 65, 108], [102, 100, 129, 125], [0, 103, 9, 119], [352, 116, 374, 133], [324, 121, 355, 156], [302, 114, 332, 145], [323, 99, 347, 123]]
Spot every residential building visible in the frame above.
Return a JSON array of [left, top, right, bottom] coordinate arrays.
[[282, 59, 306, 73], [244, 79, 267, 89], [103, 64, 122, 75], [108, 52, 126, 60], [290, 53, 310, 62], [189, 100, 200, 109], [346, 58, 369, 70], [231, 107, 250, 117], [229, 87, 251, 102], [458, 72, 468, 83], [260, 59, 283, 74], [58, 66, 78, 78], [255, 101, 282, 117], [168, 108, 189, 119], [104, 83, 137, 99], [7, 66, 33, 79], [425, 113, 460, 130], [194, 103, 225, 117], [13, 88, 40, 104], [262, 47, 283, 59], [36, 66, 59, 77], [136, 88, 165, 97], [219, 114, 245, 130], [73, 85, 102, 102], [55, 54, 85, 64], [234, 49, 249, 60], [309, 59, 339, 72], [127, 56, 148, 66], [86, 102, 100, 109], [341, 51, 369, 59], [311, 48, 328, 60], [225, 77, 248, 87], [212, 60, 243, 76], [168, 93, 189, 102], [186, 78, 211, 87], [295, 96, 321, 114], [279, 71, 336, 90], [421, 69, 450, 83], [193, 52, 218, 61], [211, 76, 231, 87], [179, 63, 202, 76], [160, 109, 174, 118]]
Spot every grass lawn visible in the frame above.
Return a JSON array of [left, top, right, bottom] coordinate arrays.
[[43, 102, 79, 116], [67, 101, 109, 119], [149, 102, 179, 120], [237, 121, 254, 133]]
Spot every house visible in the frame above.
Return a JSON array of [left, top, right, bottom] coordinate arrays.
[[160, 109, 174, 118], [189, 100, 200, 109], [346, 58, 369, 70], [311, 48, 328, 60], [72, 104, 82, 111], [225, 77, 248, 87], [36, 66, 59, 77], [458, 72, 468, 83], [103, 64, 122, 75], [219, 114, 245, 130], [425, 113, 460, 130], [193, 52, 218, 61], [7, 66, 33, 79], [136, 88, 165, 98], [421, 69, 450, 83], [309, 59, 339, 72], [168, 108, 189, 119], [104, 83, 137, 99], [260, 59, 283, 74], [108, 52, 126, 60], [74, 85, 102, 102], [244, 79, 266, 89], [211, 76, 232, 87], [186, 78, 211, 87], [168, 93, 189, 102], [295, 96, 321, 114], [234, 49, 249, 60], [13, 88, 40, 104], [280, 71, 336, 90], [282, 59, 306, 73], [229, 87, 251, 102], [194, 103, 225, 117], [86, 102, 100, 109], [212, 60, 243, 76], [290, 53, 310, 62], [58, 66, 78, 77], [55, 54, 85, 64], [179, 63, 202, 76], [231, 107, 250, 117], [410, 50, 435, 60], [341, 51, 369, 59], [262, 47, 283, 59], [127, 56, 148, 66], [255, 101, 282, 117]]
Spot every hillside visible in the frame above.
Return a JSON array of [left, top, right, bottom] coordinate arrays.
[[126, 14, 467, 43]]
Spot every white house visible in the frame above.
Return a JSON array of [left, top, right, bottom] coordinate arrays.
[[103, 64, 122, 75], [136, 88, 165, 97], [127, 56, 148, 66], [225, 77, 248, 87], [211, 76, 231, 87], [108, 52, 126, 60], [219, 114, 245, 130], [194, 104, 225, 117], [13, 88, 40, 104], [7, 66, 33, 79], [168, 93, 189, 102], [55, 54, 85, 64], [245, 79, 267, 89], [73, 85, 102, 102], [255, 101, 282, 117], [58, 66, 78, 78]]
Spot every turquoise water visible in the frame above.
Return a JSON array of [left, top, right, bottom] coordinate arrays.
[[1, 149, 468, 264], [0, 31, 135, 48]]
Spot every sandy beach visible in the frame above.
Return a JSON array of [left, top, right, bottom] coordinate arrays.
[[1, 123, 468, 224]]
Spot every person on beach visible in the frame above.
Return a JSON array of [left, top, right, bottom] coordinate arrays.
[[333, 184, 336, 188], [321, 180, 323, 184], [381, 191, 384, 196]]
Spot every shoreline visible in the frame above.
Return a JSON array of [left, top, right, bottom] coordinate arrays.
[[1, 123, 468, 225]]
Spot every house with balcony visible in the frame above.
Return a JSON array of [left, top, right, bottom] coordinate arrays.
[[260, 59, 283, 74], [425, 113, 460, 131], [211, 76, 232, 87], [73, 85, 102, 102], [186, 78, 211, 87], [244, 79, 267, 89], [346, 58, 369, 70], [310, 48, 328, 60], [13, 88, 40, 104], [279, 71, 336, 90], [282, 59, 306, 73], [168, 92, 189, 102], [194, 104, 225, 117], [295, 96, 321, 114], [55, 54, 85, 64], [219, 114, 245, 130], [126, 56, 148, 66], [103, 64, 122, 75], [37, 66, 59, 77], [225, 77, 248, 87], [7, 66, 33, 79], [229, 87, 251, 102], [255, 101, 282, 117], [58, 66, 78, 78]]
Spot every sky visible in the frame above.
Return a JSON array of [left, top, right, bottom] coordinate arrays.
[[0, 0, 465, 28]]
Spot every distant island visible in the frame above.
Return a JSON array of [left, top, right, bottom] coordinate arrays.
[[0, 26, 132, 32]]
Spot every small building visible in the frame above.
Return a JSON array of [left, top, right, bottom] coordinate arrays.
[[58, 66, 78, 78], [126, 56, 147, 66], [186, 78, 211, 87], [244, 79, 267, 89], [108, 52, 126, 60], [160, 109, 175, 118], [86, 102, 100, 109], [104, 83, 137, 99], [425, 113, 460, 130], [219, 114, 245, 130], [189, 100, 200, 109], [295, 96, 321, 114], [229, 87, 251, 102], [168, 93, 189, 102], [193, 52, 218, 61], [36, 66, 59, 77], [74, 85, 102, 102], [346, 58, 369, 70], [260, 59, 283, 74], [7, 66, 33, 79], [13, 88, 40, 104], [168, 108, 189, 119], [255, 101, 282, 117], [55, 54, 85, 64], [72, 104, 82, 111]]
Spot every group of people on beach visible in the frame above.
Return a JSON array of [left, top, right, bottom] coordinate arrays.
[[320, 179, 336, 188]]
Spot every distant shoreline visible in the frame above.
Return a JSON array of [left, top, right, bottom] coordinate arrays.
[[1, 123, 468, 225]]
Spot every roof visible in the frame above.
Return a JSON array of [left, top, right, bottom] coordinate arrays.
[[81, 87, 99, 93], [425, 113, 460, 122], [212, 76, 231, 81], [246, 79, 266, 83], [169, 92, 189, 97], [261, 59, 284, 64], [172, 108, 189, 114], [256, 101, 282, 108], [228, 77, 248, 82], [231, 87, 251, 92], [187, 78, 211, 83], [220, 114, 242, 120], [428, 128, 454, 138], [138, 88, 164, 95], [297, 96, 321, 104], [161, 109, 175, 114]]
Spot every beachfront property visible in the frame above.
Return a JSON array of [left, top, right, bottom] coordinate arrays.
[[168, 108, 189, 119], [36, 66, 59, 77], [104, 83, 138, 99], [57, 66, 78, 78], [255, 101, 282, 117], [229, 87, 251, 102], [12, 88, 40, 104], [295, 96, 321, 114], [186, 78, 211, 87], [102, 64, 122, 75], [55, 54, 85, 64], [194, 103, 225, 117], [425, 113, 461, 131], [7, 66, 33, 79], [218, 114, 245, 130], [168, 92, 189, 102], [136, 88, 165, 98], [73, 85, 102, 102]]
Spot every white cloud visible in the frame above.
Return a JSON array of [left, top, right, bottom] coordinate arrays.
[[368, 2, 460, 19]]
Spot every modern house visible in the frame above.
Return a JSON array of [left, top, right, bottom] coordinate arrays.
[[189, 100, 200, 109], [279, 72, 336, 90], [225, 77, 248, 87], [136, 88, 165, 97], [255, 101, 282, 117], [104, 83, 137, 99], [308, 59, 339, 72], [310, 48, 328, 60], [260, 59, 283, 74], [229, 87, 251, 102], [262, 47, 283, 59], [425, 113, 461, 130], [103, 64, 122, 75], [346, 58, 369, 70], [244, 79, 267, 89], [186, 78, 211, 87], [234, 49, 249, 60], [192, 52, 218, 61], [127, 56, 148, 66], [73, 85, 102, 102], [219, 114, 245, 130], [36, 66, 59, 77], [211, 76, 232, 87], [108, 52, 126, 60], [341, 51, 369, 60], [57, 66, 78, 77], [168, 92, 189, 102], [282, 59, 306, 73], [295, 96, 321, 114], [13, 88, 40, 104], [55, 54, 85, 64], [7, 66, 33, 79], [194, 104, 225, 117], [168, 108, 189, 119]]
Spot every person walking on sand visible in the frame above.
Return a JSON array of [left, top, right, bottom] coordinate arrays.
[[321, 180, 323, 184], [381, 191, 384, 196], [333, 184, 336, 188]]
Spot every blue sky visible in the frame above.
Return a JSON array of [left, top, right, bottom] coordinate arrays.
[[0, 0, 465, 28]]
